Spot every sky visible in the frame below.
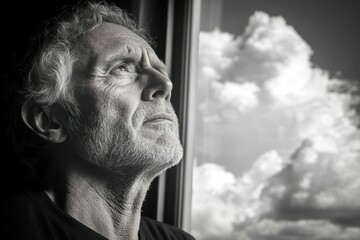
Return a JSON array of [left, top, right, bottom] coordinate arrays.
[[191, 4, 360, 240], [205, 0, 360, 81]]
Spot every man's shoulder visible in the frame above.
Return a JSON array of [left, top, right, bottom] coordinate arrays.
[[1, 191, 48, 239], [140, 217, 195, 240], [1, 191, 40, 218], [1, 191, 107, 240]]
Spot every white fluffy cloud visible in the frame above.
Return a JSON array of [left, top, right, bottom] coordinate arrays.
[[192, 161, 360, 240], [192, 11, 360, 240], [246, 219, 360, 240], [192, 151, 286, 240], [192, 163, 238, 239], [197, 11, 317, 121], [198, 28, 261, 121]]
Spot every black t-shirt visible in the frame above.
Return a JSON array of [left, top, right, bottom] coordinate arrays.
[[1, 191, 195, 240]]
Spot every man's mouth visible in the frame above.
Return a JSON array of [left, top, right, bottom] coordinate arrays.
[[143, 113, 175, 125]]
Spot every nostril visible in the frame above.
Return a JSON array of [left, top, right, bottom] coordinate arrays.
[[152, 90, 166, 99], [165, 92, 171, 101]]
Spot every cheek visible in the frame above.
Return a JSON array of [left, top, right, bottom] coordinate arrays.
[[98, 84, 143, 128], [75, 81, 143, 129]]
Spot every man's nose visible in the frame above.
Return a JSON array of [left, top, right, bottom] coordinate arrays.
[[141, 69, 173, 101]]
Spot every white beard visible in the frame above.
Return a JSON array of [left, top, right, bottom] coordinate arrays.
[[66, 101, 183, 177]]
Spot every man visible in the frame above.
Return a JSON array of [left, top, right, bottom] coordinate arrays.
[[2, 1, 194, 240]]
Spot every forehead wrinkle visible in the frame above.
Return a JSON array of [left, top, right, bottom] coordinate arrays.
[[74, 23, 168, 79], [81, 22, 151, 52], [138, 48, 166, 72], [101, 45, 142, 66], [146, 49, 168, 74], [74, 23, 151, 71]]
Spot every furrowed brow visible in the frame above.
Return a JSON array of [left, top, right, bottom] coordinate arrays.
[[146, 49, 169, 75], [156, 59, 168, 74], [105, 47, 142, 66]]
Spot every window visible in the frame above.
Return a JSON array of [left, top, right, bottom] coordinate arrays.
[[187, 1, 360, 240]]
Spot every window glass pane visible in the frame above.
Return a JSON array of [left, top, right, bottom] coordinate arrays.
[[190, 1, 360, 240]]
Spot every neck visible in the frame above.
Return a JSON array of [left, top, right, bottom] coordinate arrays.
[[45, 164, 152, 240]]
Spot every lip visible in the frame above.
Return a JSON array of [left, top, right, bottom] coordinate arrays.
[[143, 113, 175, 124]]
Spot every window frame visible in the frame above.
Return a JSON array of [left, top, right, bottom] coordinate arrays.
[[137, 0, 201, 231]]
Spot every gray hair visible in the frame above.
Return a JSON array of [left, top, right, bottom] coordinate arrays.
[[10, 1, 150, 180], [26, 1, 150, 109]]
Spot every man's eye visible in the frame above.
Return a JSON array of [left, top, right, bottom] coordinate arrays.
[[118, 66, 127, 71], [114, 65, 128, 73], [111, 64, 136, 75]]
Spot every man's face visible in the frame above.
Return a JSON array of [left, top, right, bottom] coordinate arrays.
[[64, 23, 183, 175]]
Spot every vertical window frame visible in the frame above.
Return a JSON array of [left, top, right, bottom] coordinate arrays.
[[137, 0, 201, 231], [161, 0, 201, 231]]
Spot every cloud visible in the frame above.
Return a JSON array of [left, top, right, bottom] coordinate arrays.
[[263, 135, 360, 214], [200, 81, 260, 122], [192, 11, 360, 240], [197, 11, 318, 122], [192, 161, 360, 240], [246, 219, 360, 240], [191, 163, 238, 239], [197, 29, 260, 121], [191, 151, 286, 240]]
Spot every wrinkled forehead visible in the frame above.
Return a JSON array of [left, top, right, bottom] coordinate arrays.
[[76, 22, 156, 63]]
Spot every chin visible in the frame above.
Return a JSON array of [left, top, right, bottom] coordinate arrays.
[[140, 136, 184, 176], [136, 123, 183, 165]]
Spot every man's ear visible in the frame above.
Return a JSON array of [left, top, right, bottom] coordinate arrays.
[[21, 100, 67, 143]]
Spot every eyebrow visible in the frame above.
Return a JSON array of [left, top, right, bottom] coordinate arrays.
[[104, 46, 168, 74], [103, 46, 142, 69]]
